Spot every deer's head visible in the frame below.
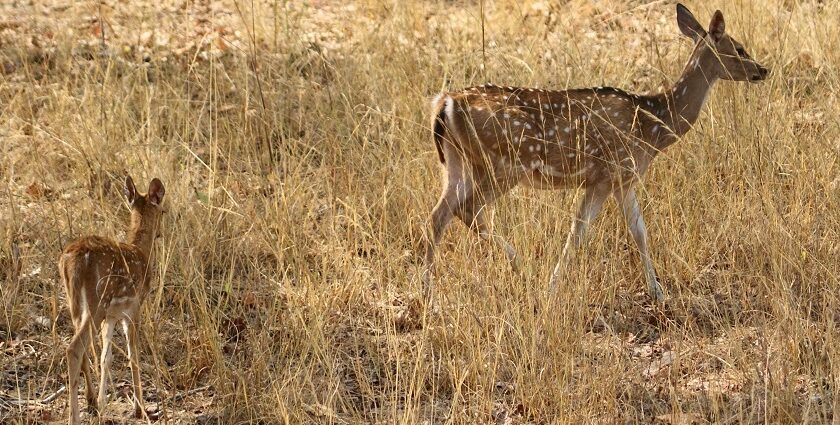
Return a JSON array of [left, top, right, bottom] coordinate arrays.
[[677, 4, 769, 83], [124, 175, 166, 239]]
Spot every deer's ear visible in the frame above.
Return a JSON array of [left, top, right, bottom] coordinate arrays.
[[148, 178, 165, 206], [676, 3, 706, 42], [708, 10, 725, 41], [124, 175, 138, 204]]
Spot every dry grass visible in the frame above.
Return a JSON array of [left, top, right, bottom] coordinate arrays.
[[1, 0, 838, 423]]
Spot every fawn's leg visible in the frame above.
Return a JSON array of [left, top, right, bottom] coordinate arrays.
[[123, 318, 145, 418], [96, 319, 116, 411], [81, 350, 97, 413], [66, 314, 93, 425], [615, 187, 666, 302], [69, 312, 98, 413], [549, 184, 610, 294]]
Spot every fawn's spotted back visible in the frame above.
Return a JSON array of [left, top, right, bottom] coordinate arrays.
[[61, 237, 149, 315]]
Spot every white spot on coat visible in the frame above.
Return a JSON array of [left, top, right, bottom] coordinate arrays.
[[568, 167, 588, 178]]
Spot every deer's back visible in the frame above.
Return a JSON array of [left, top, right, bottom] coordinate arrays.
[[60, 236, 149, 319], [444, 85, 667, 189]]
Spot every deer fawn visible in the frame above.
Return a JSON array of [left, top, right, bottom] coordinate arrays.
[[61, 176, 165, 424], [422, 4, 768, 302]]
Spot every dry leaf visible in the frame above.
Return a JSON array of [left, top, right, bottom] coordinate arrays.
[[25, 182, 53, 199]]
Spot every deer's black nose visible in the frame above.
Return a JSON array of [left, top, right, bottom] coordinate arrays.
[[753, 65, 770, 81]]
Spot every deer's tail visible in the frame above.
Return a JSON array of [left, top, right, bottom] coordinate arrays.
[[430, 94, 454, 164]]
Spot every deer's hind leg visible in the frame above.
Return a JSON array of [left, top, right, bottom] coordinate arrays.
[[81, 345, 97, 413], [64, 274, 98, 420], [454, 175, 519, 272], [67, 313, 93, 425], [422, 149, 474, 297], [96, 318, 116, 411], [68, 305, 98, 413], [123, 316, 145, 418]]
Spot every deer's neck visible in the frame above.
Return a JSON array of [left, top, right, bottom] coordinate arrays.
[[126, 215, 155, 262], [650, 45, 719, 137]]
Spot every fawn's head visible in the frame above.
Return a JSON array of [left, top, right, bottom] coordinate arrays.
[[677, 4, 769, 83], [124, 176, 166, 239]]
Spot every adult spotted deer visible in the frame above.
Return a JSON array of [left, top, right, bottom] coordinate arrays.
[[422, 4, 768, 301], [61, 176, 165, 424]]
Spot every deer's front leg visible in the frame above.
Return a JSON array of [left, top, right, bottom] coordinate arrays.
[[616, 188, 665, 302], [550, 184, 610, 294]]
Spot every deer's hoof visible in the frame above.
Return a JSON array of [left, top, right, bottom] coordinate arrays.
[[649, 282, 667, 304], [85, 401, 99, 415]]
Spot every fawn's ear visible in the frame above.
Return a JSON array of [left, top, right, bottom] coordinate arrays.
[[708, 10, 725, 41], [124, 175, 138, 204], [676, 3, 706, 42], [148, 178, 165, 206]]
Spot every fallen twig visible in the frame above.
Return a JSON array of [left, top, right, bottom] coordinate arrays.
[[40, 385, 66, 404], [171, 385, 212, 403], [0, 384, 66, 409]]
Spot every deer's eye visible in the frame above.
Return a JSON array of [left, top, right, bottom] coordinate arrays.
[[735, 47, 747, 57]]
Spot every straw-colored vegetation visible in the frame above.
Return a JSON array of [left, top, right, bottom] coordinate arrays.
[[1, 0, 837, 423]]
